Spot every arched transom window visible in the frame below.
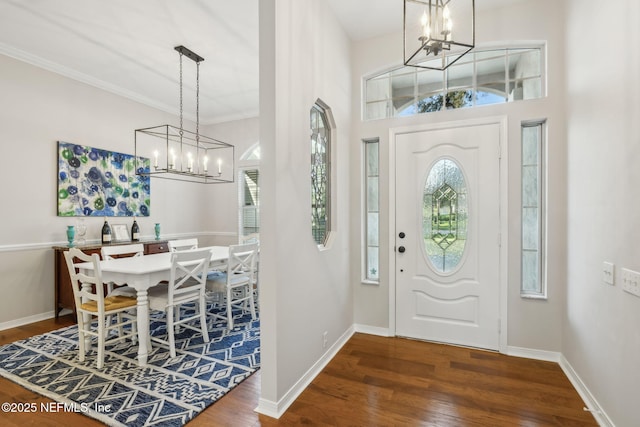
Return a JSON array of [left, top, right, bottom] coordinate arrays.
[[364, 45, 544, 120]]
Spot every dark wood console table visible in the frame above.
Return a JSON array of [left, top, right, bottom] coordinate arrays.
[[52, 239, 169, 319]]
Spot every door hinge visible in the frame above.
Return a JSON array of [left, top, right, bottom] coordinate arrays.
[[497, 233, 501, 247], [498, 319, 501, 333]]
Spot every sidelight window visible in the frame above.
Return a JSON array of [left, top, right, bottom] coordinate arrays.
[[521, 121, 546, 298], [364, 139, 379, 282]]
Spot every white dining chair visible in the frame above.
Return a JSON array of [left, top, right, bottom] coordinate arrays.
[[240, 235, 260, 307], [100, 243, 144, 295], [167, 238, 198, 252], [147, 248, 212, 358], [63, 248, 138, 369], [206, 242, 258, 330]]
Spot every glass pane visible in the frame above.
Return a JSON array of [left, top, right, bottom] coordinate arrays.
[[423, 159, 468, 273], [508, 49, 541, 80], [417, 94, 444, 113], [391, 96, 415, 116], [522, 166, 538, 207], [367, 212, 379, 246], [366, 75, 390, 102], [522, 78, 541, 100], [475, 90, 506, 106], [391, 73, 415, 98], [367, 246, 379, 280], [522, 127, 539, 165], [477, 56, 506, 99], [522, 207, 539, 250], [367, 141, 379, 175], [367, 177, 379, 211], [447, 62, 473, 89], [445, 90, 473, 109], [417, 70, 444, 96], [522, 250, 540, 293]]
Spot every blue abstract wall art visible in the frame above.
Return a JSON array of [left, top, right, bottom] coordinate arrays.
[[57, 141, 150, 217]]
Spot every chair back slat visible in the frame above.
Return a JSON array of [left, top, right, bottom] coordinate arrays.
[[101, 244, 144, 260], [168, 238, 199, 252]]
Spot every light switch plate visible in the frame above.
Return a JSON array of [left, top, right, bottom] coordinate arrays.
[[603, 262, 615, 285], [621, 268, 640, 297]]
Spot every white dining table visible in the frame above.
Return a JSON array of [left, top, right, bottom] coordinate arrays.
[[76, 246, 229, 366]]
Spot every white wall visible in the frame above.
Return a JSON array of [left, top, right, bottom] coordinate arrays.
[[201, 116, 260, 247], [564, 0, 640, 425], [258, 0, 352, 413], [350, 0, 568, 352]]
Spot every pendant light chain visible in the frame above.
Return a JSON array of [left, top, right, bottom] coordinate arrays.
[[196, 61, 200, 145], [179, 51, 184, 144]]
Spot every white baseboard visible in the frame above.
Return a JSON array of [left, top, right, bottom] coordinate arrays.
[[506, 345, 561, 362], [559, 355, 614, 427], [353, 323, 391, 337], [254, 325, 355, 419], [0, 311, 57, 331], [506, 346, 612, 427]]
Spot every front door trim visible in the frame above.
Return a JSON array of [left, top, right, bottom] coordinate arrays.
[[388, 116, 509, 353]]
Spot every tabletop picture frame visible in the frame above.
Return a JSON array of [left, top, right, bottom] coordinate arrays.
[[112, 224, 130, 242]]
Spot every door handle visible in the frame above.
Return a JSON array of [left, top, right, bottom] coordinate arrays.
[[399, 232, 405, 239], [398, 246, 406, 253]]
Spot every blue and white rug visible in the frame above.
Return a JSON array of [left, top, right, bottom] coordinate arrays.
[[0, 305, 260, 426]]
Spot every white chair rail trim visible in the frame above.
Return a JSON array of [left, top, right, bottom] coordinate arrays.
[[0, 231, 238, 253]]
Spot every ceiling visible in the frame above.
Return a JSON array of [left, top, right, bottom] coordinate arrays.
[[0, 0, 523, 124]]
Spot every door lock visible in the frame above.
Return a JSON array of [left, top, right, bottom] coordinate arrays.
[[399, 232, 405, 239]]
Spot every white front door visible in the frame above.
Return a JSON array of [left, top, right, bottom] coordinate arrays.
[[395, 122, 502, 350]]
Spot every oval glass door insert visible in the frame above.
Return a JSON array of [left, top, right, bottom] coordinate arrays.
[[423, 158, 468, 273]]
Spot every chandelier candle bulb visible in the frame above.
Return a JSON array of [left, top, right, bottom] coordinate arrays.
[[169, 148, 176, 169], [153, 150, 159, 168], [203, 156, 209, 173], [421, 11, 429, 38], [217, 158, 222, 175], [187, 152, 193, 172]]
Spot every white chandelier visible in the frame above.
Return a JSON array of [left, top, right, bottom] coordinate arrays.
[[404, 0, 475, 71]]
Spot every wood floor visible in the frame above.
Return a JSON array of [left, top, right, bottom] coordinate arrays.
[[0, 315, 597, 426]]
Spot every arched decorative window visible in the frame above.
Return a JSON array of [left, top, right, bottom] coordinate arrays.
[[310, 99, 334, 246], [364, 45, 544, 120]]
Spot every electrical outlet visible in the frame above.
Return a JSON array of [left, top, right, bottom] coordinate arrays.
[[322, 331, 328, 349], [621, 268, 640, 298], [603, 262, 615, 285]]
